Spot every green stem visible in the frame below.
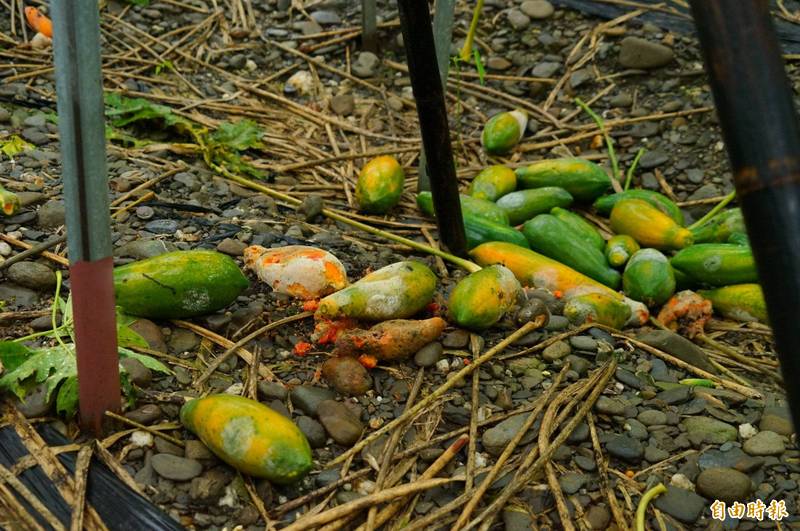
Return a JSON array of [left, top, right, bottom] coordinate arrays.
[[217, 166, 482, 273], [459, 0, 484, 61], [687, 190, 736, 231], [624, 148, 645, 191], [575, 98, 621, 187], [52, 272, 69, 353], [636, 483, 667, 531]]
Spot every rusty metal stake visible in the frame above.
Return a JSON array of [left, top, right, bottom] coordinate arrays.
[[51, 0, 120, 436], [690, 0, 800, 430]]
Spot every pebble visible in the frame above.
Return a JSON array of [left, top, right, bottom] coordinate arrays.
[[290, 386, 336, 416], [683, 416, 738, 444], [299, 194, 324, 221], [605, 434, 644, 462], [0, 284, 38, 309], [653, 486, 706, 523], [257, 381, 288, 401], [520, 0, 554, 19], [174, 172, 201, 191], [129, 319, 167, 352], [15, 382, 53, 418], [696, 467, 752, 502], [116, 239, 177, 259], [644, 445, 669, 462], [330, 94, 355, 116], [169, 329, 201, 354], [120, 357, 153, 387], [615, 368, 643, 389], [37, 199, 66, 228], [542, 340, 571, 361], [625, 419, 649, 440], [189, 469, 229, 502], [609, 92, 633, 108], [482, 414, 535, 456], [151, 454, 203, 481], [321, 356, 373, 396], [595, 396, 628, 416], [317, 400, 364, 446], [442, 329, 469, 349], [637, 409, 667, 426], [486, 57, 512, 71], [352, 52, 379, 78], [296, 416, 327, 448], [310, 10, 340, 25], [144, 219, 179, 234], [414, 342, 443, 367], [638, 150, 670, 169], [125, 404, 162, 425], [155, 437, 184, 457], [559, 472, 587, 494], [7, 261, 55, 290], [657, 386, 691, 405], [585, 505, 611, 530], [135, 206, 155, 220], [759, 411, 794, 436], [743, 431, 785, 456], [545, 315, 569, 331], [569, 336, 597, 351], [182, 440, 214, 461], [636, 330, 715, 373], [502, 506, 533, 531], [532, 62, 560, 78], [507, 9, 531, 30], [574, 455, 596, 471], [215, 238, 247, 256], [569, 68, 593, 88], [618, 37, 675, 69]]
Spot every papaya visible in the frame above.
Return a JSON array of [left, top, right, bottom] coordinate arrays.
[[670, 243, 757, 286], [623, 297, 650, 327], [0, 185, 20, 216], [563, 292, 631, 329], [522, 215, 621, 289], [416, 191, 509, 225], [593, 190, 684, 225], [610, 199, 693, 250], [495, 187, 573, 225], [463, 215, 530, 250], [728, 232, 749, 246], [698, 284, 768, 323], [605, 234, 640, 268], [623, 249, 676, 307], [113, 250, 248, 319], [469, 241, 623, 301], [243, 245, 347, 300], [334, 317, 447, 361], [481, 109, 527, 154], [672, 267, 697, 290], [467, 165, 517, 201], [550, 207, 605, 251], [355, 155, 405, 214], [447, 265, 522, 330], [515, 158, 611, 201], [689, 207, 745, 243], [315, 261, 436, 321], [180, 394, 312, 483]]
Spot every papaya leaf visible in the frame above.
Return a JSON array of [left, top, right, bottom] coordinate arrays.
[[55, 376, 78, 418], [1, 135, 34, 159], [119, 347, 172, 375], [0, 344, 76, 401], [0, 341, 33, 373], [116, 310, 149, 349], [210, 120, 264, 151]]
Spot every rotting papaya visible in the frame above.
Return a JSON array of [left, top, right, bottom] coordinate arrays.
[[467, 165, 517, 201], [593, 190, 684, 225], [522, 214, 621, 289], [623, 249, 676, 307], [495, 187, 573, 225], [698, 284, 768, 323], [670, 243, 757, 286], [447, 265, 522, 330], [610, 199, 693, 250], [469, 241, 623, 301], [563, 292, 632, 329], [515, 158, 611, 201], [481, 109, 528, 155]]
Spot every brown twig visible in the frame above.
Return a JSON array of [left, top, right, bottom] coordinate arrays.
[[0, 462, 65, 531], [587, 412, 630, 531], [104, 411, 185, 447], [70, 446, 93, 531]]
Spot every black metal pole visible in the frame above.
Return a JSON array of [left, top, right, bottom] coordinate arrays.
[[397, 0, 467, 257], [690, 1, 800, 430]]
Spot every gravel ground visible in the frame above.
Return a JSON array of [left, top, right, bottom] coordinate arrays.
[[0, 1, 797, 529]]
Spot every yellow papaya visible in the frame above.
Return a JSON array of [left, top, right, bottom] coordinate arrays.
[[467, 165, 517, 201], [563, 292, 631, 329], [180, 395, 312, 483], [356, 155, 405, 214], [698, 283, 768, 323], [610, 199, 693, 250], [447, 265, 522, 330], [481, 110, 527, 155]]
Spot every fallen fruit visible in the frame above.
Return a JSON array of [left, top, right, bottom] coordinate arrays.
[[689, 207, 745, 243], [495, 187, 573, 225], [656, 290, 713, 338], [416, 191, 509, 224], [610, 199, 693, 250], [670, 243, 757, 286], [470, 241, 623, 301], [623, 297, 650, 327], [356, 155, 405, 214], [593, 189, 684, 225], [605, 234, 640, 268], [243, 245, 347, 300], [0, 185, 20, 216], [550, 206, 606, 251], [180, 394, 312, 483], [447, 265, 521, 330], [24, 6, 52, 38], [113, 250, 248, 319], [467, 165, 517, 201], [481, 109, 527, 154], [334, 317, 447, 361], [698, 283, 768, 323], [315, 261, 437, 321], [516, 158, 611, 201], [563, 292, 631, 329], [623, 249, 676, 307]]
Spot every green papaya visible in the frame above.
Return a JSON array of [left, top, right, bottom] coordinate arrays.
[[481, 110, 528, 154], [698, 283, 767, 323], [550, 206, 605, 251], [496, 187, 573, 225], [416, 191, 509, 225], [689, 208, 745, 243], [467, 165, 517, 201], [447, 265, 521, 330], [516, 158, 611, 201], [670, 244, 757, 286], [593, 190, 684, 225], [605, 234, 640, 268], [623, 249, 676, 307], [356, 155, 405, 214]]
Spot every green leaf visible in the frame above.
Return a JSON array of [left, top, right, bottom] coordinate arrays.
[[123, 0, 150, 5], [119, 347, 172, 375], [0, 344, 76, 401], [155, 60, 174, 76], [116, 310, 148, 349], [473, 48, 486, 86], [1, 135, 34, 159], [0, 341, 33, 373], [55, 376, 78, 418], [210, 120, 264, 151]]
